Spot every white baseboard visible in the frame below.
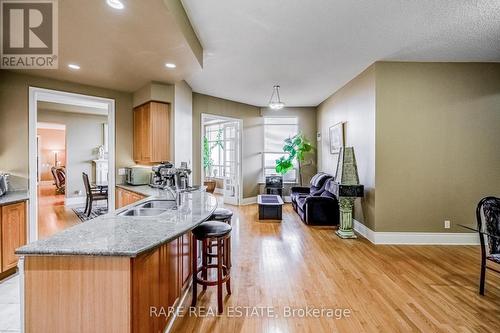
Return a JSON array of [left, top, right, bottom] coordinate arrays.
[[353, 220, 375, 243], [240, 196, 257, 205], [65, 196, 86, 206], [353, 220, 479, 245], [283, 196, 292, 203]]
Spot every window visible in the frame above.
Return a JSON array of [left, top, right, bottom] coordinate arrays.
[[263, 117, 299, 182]]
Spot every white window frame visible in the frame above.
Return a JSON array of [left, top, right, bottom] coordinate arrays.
[[204, 123, 225, 179], [262, 117, 299, 183]]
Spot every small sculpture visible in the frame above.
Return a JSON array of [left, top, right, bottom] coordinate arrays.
[[97, 145, 105, 160]]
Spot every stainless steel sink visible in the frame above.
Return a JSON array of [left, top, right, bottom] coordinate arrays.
[[137, 200, 177, 210], [118, 208, 167, 217]]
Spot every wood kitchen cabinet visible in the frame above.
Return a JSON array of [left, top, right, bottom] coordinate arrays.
[[133, 101, 170, 164], [180, 232, 192, 288], [116, 188, 146, 209], [131, 235, 191, 332], [1, 201, 27, 273]]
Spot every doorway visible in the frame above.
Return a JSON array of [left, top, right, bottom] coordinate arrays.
[[28, 88, 115, 242], [201, 114, 242, 205]]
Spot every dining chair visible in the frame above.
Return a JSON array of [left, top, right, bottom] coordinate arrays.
[[51, 167, 66, 194], [476, 196, 500, 295], [82, 172, 108, 217]]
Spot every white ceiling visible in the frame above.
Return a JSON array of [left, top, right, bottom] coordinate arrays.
[[182, 0, 500, 107], [15, 0, 201, 92]]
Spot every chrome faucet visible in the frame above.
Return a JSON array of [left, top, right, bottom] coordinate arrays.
[[163, 166, 192, 206]]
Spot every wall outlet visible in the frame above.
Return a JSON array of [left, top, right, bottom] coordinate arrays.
[[444, 220, 451, 229]]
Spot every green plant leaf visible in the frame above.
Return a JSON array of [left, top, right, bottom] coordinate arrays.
[[275, 156, 293, 175], [274, 133, 314, 175]]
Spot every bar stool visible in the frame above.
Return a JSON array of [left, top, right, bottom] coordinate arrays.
[[210, 207, 234, 224], [207, 208, 233, 266], [191, 221, 232, 314]]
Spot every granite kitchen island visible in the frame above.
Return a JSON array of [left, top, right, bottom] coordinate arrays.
[[16, 189, 217, 333]]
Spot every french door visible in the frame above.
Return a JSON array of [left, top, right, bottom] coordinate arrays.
[[222, 121, 240, 205]]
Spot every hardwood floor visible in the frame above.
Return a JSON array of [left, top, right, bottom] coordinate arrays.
[[37, 184, 79, 239], [172, 203, 500, 333]]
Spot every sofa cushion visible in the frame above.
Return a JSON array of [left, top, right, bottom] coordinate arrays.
[[296, 196, 307, 210], [310, 173, 331, 195], [320, 190, 335, 199], [310, 172, 330, 187], [321, 179, 338, 197]]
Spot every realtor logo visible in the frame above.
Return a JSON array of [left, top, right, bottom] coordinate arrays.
[[1, 0, 58, 69]]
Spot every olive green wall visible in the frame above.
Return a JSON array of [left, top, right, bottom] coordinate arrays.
[[375, 62, 500, 232], [317, 65, 376, 229], [192, 93, 317, 199], [0, 70, 134, 185], [317, 62, 500, 233]]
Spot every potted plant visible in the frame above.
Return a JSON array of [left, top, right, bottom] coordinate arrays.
[[203, 129, 224, 193], [275, 133, 313, 185], [203, 136, 216, 193]]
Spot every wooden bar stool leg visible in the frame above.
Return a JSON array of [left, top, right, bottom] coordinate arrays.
[[217, 239, 224, 314], [202, 238, 208, 291], [191, 236, 198, 307], [207, 241, 212, 264], [225, 238, 231, 295]]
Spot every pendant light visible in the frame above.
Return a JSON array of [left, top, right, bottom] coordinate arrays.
[[268, 85, 285, 110]]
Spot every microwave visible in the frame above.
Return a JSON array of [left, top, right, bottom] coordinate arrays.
[[125, 166, 151, 185]]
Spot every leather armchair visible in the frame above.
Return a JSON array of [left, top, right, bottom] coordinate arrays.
[[294, 179, 340, 226], [290, 172, 332, 211]]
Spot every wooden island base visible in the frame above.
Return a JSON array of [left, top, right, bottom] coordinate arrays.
[[23, 232, 192, 333]]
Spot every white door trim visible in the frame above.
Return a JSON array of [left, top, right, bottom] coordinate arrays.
[[28, 87, 116, 242], [200, 113, 243, 205]]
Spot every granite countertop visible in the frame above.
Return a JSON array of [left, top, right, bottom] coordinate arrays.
[[0, 190, 29, 206], [116, 184, 170, 197], [16, 187, 218, 257]]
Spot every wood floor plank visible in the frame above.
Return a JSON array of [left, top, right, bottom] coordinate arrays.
[[171, 203, 500, 332]]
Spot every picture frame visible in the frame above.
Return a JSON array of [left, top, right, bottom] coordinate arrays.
[[329, 122, 344, 154]]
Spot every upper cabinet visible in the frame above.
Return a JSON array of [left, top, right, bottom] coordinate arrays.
[[133, 101, 170, 164]]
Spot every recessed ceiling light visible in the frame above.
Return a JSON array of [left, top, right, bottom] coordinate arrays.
[[68, 63, 80, 70], [106, 0, 124, 10], [165, 63, 176, 69]]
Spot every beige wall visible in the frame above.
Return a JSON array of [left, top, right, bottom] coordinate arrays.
[[375, 62, 500, 232], [0, 70, 134, 186], [132, 82, 174, 108], [193, 93, 317, 199], [316, 62, 500, 233], [38, 109, 108, 198], [173, 81, 193, 168], [317, 65, 376, 229]]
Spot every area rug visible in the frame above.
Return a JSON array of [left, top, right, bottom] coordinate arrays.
[[72, 206, 108, 222]]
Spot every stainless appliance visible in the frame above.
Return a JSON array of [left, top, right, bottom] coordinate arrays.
[[125, 166, 151, 185], [0, 174, 9, 196], [175, 163, 192, 190], [150, 162, 174, 188], [150, 162, 192, 189]]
